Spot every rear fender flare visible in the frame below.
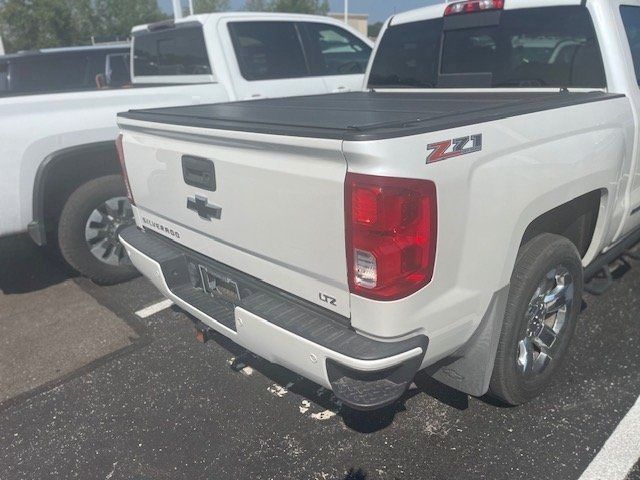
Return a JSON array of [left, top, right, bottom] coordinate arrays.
[[28, 141, 117, 245]]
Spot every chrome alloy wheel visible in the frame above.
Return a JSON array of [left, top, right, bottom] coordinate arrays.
[[84, 197, 134, 266], [517, 266, 575, 377]]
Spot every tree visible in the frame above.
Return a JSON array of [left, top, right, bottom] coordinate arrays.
[[244, 0, 269, 11], [0, 0, 169, 53], [193, 0, 230, 14], [0, 0, 94, 52], [244, 0, 329, 15], [368, 21, 383, 39], [0, 0, 330, 53], [91, 0, 168, 39]]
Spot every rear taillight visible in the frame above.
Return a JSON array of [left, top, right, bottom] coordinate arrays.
[[116, 133, 134, 204], [444, 0, 504, 16], [345, 173, 437, 301]]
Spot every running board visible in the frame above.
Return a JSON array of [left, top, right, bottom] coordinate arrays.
[[584, 265, 614, 296], [584, 226, 640, 295]]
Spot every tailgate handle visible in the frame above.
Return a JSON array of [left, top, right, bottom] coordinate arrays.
[[182, 156, 216, 191]]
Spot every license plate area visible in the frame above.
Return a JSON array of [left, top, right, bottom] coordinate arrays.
[[198, 265, 241, 304], [146, 230, 351, 335]]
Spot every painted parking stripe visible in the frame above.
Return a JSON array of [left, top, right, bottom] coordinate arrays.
[[135, 299, 174, 318], [579, 395, 640, 480]]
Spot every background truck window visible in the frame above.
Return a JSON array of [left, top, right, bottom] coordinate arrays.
[[0, 62, 8, 92], [9, 54, 93, 93], [301, 23, 372, 76], [621, 6, 640, 86], [106, 53, 131, 87], [0, 49, 129, 95], [228, 21, 308, 81], [134, 26, 211, 76], [369, 6, 606, 89]]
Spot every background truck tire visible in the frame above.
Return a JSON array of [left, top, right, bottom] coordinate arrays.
[[489, 234, 583, 406], [58, 174, 138, 285]]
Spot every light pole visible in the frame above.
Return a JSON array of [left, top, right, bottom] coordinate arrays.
[[172, 0, 183, 19], [344, 0, 349, 24], [188, 0, 194, 15]]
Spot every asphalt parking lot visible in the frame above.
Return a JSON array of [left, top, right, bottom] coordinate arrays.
[[0, 235, 639, 480]]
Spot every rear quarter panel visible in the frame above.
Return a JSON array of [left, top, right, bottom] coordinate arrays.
[[343, 96, 633, 365]]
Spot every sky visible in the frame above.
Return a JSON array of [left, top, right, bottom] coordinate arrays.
[[330, 0, 440, 22], [159, 0, 440, 23]]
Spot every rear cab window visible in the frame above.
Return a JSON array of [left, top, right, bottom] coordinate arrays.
[[133, 24, 212, 81], [620, 5, 640, 86], [9, 54, 92, 93], [369, 6, 606, 89], [0, 48, 130, 96]]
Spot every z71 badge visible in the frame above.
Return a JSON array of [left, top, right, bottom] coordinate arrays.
[[427, 134, 483, 164]]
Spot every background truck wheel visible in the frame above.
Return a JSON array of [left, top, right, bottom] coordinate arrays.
[[58, 174, 138, 285], [489, 234, 583, 406]]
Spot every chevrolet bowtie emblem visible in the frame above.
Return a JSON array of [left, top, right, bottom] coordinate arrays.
[[187, 195, 222, 221]]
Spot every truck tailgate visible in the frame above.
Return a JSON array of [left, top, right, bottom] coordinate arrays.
[[117, 122, 350, 317]]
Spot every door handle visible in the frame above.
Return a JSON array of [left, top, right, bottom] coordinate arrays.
[[333, 86, 349, 93], [182, 156, 216, 191]]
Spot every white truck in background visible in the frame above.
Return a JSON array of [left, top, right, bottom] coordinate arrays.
[[0, 13, 372, 283], [118, 0, 640, 410]]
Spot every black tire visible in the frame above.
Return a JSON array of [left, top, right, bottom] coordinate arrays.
[[58, 174, 138, 285], [489, 234, 583, 406]]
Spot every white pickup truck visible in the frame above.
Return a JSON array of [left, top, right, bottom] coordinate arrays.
[[0, 13, 371, 283], [117, 0, 640, 410]]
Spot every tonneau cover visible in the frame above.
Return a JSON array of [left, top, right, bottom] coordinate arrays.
[[118, 91, 623, 141]]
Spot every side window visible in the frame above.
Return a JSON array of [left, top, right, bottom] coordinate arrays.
[[10, 54, 92, 93], [621, 6, 640, 85], [228, 21, 308, 81], [301, 23, 372, 76], [106, 53, 132, 87], [0, 62, 9, 92], [134, 26, 211, 76]]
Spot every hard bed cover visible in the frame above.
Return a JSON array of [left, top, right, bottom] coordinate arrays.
[[118, 91, 622, 141]]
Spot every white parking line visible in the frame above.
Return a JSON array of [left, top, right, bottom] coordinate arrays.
[[135, 299, 174, 318], [579, 395, 640, 480]]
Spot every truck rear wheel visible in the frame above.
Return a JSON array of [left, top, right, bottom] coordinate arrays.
[[58, 174, 138, 285], [489, 234, 583, 406]]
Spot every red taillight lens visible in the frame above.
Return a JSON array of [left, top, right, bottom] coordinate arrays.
[[345, 173, 437, 301], [116, 133, 134, 204], [445, 0, 504, 16]]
